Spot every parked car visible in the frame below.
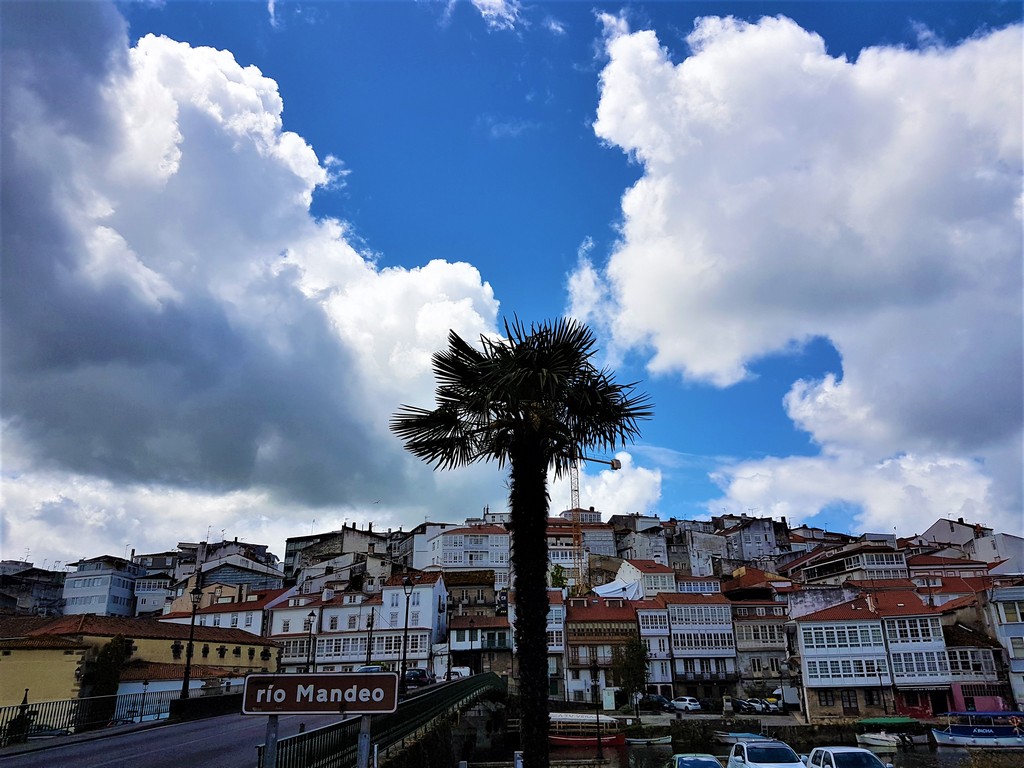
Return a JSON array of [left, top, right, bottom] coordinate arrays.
[[803, 747, 893, 768], [670, 696, 703, 712], [734, 699, 763, 714], [403, 668, 432, 687], [449, 666, 472, 679], [756, 698, 780, 712], [636, 694, 674, 712], [355, 664, 383, 673], [726, 740, 803, 768], [669, 754, 723, 768]]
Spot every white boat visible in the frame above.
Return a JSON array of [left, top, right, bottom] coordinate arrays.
[[854, 717, 929, 749], [930, 711, 1024, 749], [855, 732, 928, 748]]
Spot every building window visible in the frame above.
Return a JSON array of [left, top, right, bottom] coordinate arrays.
[[1010, 637, 1024, 658], [282, 620, 290, 633], [865, 689, 881, 705], [347, 616, 357, 629], [750, 658, 763, 673], [769, 657, 781, 673], [330, 616, 339, 630], [231, 614, 238, 628], [245, 612, 253, 627], [817, 691, 835, 707], [213, 615, 221, 627]]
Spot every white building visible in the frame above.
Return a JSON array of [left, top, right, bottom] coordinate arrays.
[[427, 525, 510, 591]]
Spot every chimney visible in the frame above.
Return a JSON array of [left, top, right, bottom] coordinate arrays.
[[322, 587, 334, 602], [957, 517, 965, 524], [238, 583, 248, 602]]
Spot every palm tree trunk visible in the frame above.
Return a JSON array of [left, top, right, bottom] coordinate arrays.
[[508, 438, 551, 768]]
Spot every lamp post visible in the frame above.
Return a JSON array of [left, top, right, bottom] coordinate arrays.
[[468, 619, 476, 673], [365, 608, 375, 666], [590, 661, 603, 760], [180, 585, 203, 700], [306, 610, 317, 673], [399, 576, 413, 695], [139, 679, 148, 723]]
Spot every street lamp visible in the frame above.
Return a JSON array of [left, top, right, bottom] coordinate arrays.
[[306, 610, 317, 672], [139, 679, 148, 723], [468, 619, 476, 673], [590, 660, 603, 760], [365, 608, 375, 666], [399, 576, 413, 694], [180, 584, 203, 699]]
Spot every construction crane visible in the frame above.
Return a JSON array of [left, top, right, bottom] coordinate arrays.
[[569, 456, 621, 596]]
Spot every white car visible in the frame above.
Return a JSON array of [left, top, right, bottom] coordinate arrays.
[[670, 696, 703, 712], [803, 747, 893, 768], [726, 740, 803, 768]]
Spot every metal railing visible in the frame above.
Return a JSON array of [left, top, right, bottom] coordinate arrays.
[[256, 672, 504, 768], [0, 689, 179, 745]]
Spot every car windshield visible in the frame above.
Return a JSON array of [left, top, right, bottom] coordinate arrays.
[[833, 753, 884, 768], [674, 758, 720, 768], [747, 746, 799, 763]]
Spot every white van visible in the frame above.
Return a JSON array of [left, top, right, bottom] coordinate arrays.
[[449, 666, 472, 679]]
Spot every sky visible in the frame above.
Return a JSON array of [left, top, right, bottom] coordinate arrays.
[[1, 1, 1021, 570]]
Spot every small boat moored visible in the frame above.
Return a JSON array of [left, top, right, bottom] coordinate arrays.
[[930, 711, 1024, 749], [547, 712, 626, 748], [625, 734, 672, 745], [854, 717, 929, 749]]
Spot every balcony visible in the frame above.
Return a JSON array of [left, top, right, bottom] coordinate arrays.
[[676, 671, 738, 682]]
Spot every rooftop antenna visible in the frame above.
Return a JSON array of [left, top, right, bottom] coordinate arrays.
[[22, 548, 30, 561], [311, 518, 317, 534]]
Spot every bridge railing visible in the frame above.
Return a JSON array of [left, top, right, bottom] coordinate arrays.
[[0, 689, 177, 745], [256, 672, 504, 768]]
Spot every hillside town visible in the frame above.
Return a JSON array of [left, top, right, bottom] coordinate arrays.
[[2, 508, 1022, 725]]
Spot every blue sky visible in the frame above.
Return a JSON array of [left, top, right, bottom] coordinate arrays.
[[1, 1, 1021, 567]]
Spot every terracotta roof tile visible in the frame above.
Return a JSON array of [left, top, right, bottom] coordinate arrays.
[[628, 560, 673, 574], [30, 615, 278, 646]]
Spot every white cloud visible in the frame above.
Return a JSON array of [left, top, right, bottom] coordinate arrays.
[[0, 3, 503, 563], [585, 15, 1022, 532], [471, 0, 520, 31]]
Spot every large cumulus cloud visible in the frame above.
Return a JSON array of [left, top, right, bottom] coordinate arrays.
[[0, 2, 506, 561], [576, 14, 1022, 535]]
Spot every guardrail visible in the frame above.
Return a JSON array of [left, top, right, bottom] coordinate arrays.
[[256, 673, 504, 768], [0, 689, 177, 746]]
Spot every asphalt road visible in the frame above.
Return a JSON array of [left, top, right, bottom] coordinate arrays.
[[0, 712, 345, 768]]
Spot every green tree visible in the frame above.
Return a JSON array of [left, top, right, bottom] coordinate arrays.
[[611, 634, 650, 718], [549, 564, 568, 589], [84, 635, 134, 728], [391, 318, 651, 768]]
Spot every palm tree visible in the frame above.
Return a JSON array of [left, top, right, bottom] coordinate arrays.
[[391, 318, 651, 768]]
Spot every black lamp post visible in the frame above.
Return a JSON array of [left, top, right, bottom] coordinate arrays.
[[399, 576, 413, 694], [306, 610, 317, 672], [365, 608, 375, 666], [590, 660, 603, 760], [180, 585, 203, 699], [139, 679, 148, 723], [468, 619, 476, 673]]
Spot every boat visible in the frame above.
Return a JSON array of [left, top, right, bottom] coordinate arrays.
[[855, 717, 929, 749], [930, 711, 1024, 748], [625, 734, 672, 745], [548, 712, 626, 747], [713, 731, 764, 745]]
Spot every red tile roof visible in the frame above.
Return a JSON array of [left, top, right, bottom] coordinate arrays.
[[449, 615, 510, 630], [628, 560, 674, 574], [27, 615, 278, 646], [565, 596, 637, 622], [906, 554, 988, 567], [383, 572, 443, 588], [443, 525, 509, 536], [797, 591, 938, 622], [657, 593, 730, 605]]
